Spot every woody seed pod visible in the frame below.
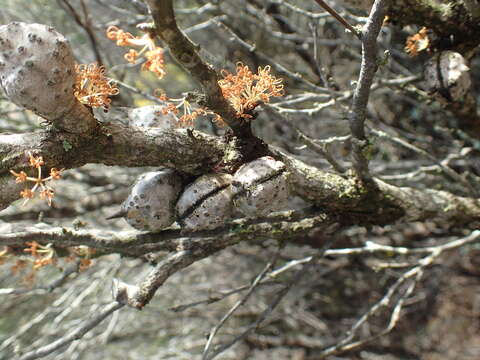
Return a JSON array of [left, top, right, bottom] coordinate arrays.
[[122, 169, 183, 231], [424, 51, 471, 103], [93, 105, 177, 129], [176, 173, 233, 231], [128, 105, 178, 129], [0, 22, 93, 132], [232, 156, 289, 217]]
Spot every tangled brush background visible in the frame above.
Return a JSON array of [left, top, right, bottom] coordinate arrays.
[[1, 1, 480, 359]]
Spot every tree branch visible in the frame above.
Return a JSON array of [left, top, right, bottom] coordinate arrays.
[[0, 124, 228, 209], [0, 209, 338, 257], [204, 239, 333, 360], [348, 0, 386, 181], [278, 152, 480, 225], [144, 0, 251, 138], [16, 301, 124, 360], [386, 0, 480, 53], [317, 230, 480, 358], [313, 0, 361, 39]]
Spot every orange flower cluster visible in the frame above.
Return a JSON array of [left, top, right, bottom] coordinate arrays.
[[106, 26, 166, 78], [10, 152, 64, 206], [218, 63, 284, 118], [153, 90, 220, 127], [405, 27, 430, 57], [74, 63, 119, 111], [69, 246, 96, 271], [0, 244, 95, 285], [24, 241, 56, 269]]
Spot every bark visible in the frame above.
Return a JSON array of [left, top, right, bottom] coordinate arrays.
[[343, 0, 480, 53], [1, 125, 479, 234], [0, 123, 227, 209], [386, 0, 480, 53], [144, 0, 270, 163]]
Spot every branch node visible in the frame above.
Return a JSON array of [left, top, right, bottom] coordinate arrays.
[[112, 278, 140, 307]]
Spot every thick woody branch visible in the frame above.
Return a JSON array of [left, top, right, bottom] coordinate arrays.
[[0, 209, 337, 257], [313, 0, 360, 39], [14, 230, 480, 359], [280, 153, 480, 225], [127, 249, 206, 309], [3, 173, 480, 258], [1, 125, 479, 225], [343, 0, 480, 53], [0, 124, 228, 209], [385, 0, 480, 53]]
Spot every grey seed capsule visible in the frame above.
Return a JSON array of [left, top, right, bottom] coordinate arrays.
[[177, 173, 233, 231], [232, 156, 289, 217], [121, 169, 183, 231], [425, 51, 471, 103]]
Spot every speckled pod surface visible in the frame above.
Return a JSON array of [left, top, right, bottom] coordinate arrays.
[[425, 51, 471, 103], [232, 156, 289, 217], [176, 173, 233, 231], [0, 22, 78, 120], [122, 169, 183, 231]]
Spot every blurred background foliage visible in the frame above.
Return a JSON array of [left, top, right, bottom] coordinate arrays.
[[1, 0, 480, 359]]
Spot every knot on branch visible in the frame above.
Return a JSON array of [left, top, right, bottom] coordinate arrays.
[[112, 278, 141, 308]]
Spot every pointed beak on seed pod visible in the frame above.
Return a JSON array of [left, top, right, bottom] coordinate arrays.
[[105, 209, 127, 220]]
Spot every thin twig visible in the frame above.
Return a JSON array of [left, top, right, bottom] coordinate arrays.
[[213, 19, 331, 94], [0, 259, 80, 295], [57, 0, 104, 65], [202, 252, 279, 358], [113, 78, 166, 104], [16, 302, 124, 360], [204, 239, 334, 360], [0, 285, 79, 353], [270, 0, 330, 19], [348, 0, 386, 181], [297, 129, 347, 173], [168, 280, 280, 313], [144, 0, 250, 137], [372, 129, 478, 195], [313, 0, 361, 39], [316, 230, 480, 357]]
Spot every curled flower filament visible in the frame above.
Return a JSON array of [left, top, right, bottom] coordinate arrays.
[[10, 152, 64, 206]]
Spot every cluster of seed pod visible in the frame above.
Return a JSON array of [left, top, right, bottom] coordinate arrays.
[[117, 156, 290, 232], [0, 22, 93, 133]]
